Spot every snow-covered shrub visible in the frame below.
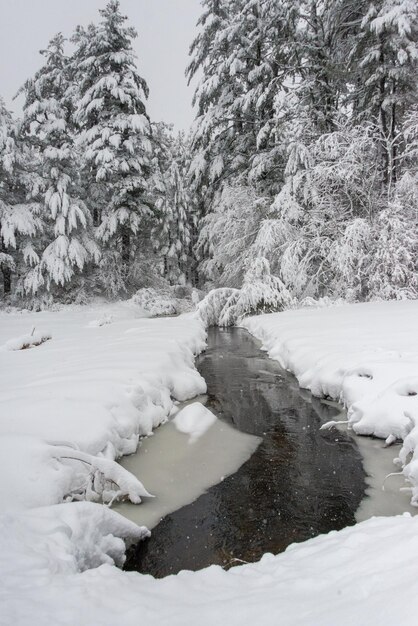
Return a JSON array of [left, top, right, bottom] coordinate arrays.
[[49, 443, 152, 505], [132, 288, 177, 317], [235, 257, 294, 316], [131, 286, 195, 317], [4, 328, 51, 351], [299, 296, 345, 309], [197, 258, 293, 326], [196, 287, 240, 327], [88, 314, 114, 328]]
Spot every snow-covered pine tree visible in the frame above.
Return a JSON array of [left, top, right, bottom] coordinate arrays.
[[294, 0, 358, 134], [0, 98, 42, 296], [148, 121, 173, 276], [154, 131, 194, 285], [19, 33, 98, 295], [189, 0, 300, 285], [188, 0, 297, 198], [351, 0, 418, 189], [187, 0, 240, 197], [239, 0, 298, 192], [0, 99, 19, 295], [72, 0, 154, 285]]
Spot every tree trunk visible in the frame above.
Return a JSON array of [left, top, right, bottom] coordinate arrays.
[[93, 208, 102, 227], [121, 227, 131, 269], [0, 225, 11, 295], [389, 96, 397, 190], [2, 265, 11, 295], [378, 39, 390, 188]]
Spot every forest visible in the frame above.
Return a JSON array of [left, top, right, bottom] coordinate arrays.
[[0, 0, 417, 310], [1, 2, 418, 624]]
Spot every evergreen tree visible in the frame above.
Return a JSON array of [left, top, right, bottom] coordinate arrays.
[[187, 0, 239, 196], [72, 0, 154, 282], [0, 98, 42, 296], [151, 126, 195, 285], [351, 0, 418, 188], [19, 34, 98, 295], [162, 134, 194, 284]]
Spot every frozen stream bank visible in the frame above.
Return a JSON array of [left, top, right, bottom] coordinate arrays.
[[124, 327, 367, 576]]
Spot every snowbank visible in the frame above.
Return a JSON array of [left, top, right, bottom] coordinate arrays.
[[242, 300, 418, 503], [0, 301, 206, 511], [2, 507, 418, 625]]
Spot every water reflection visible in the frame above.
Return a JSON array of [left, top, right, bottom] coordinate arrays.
[[125, 327, 365, 577]]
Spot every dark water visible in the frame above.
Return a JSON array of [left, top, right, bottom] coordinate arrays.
[[125, 327, 365, 577]]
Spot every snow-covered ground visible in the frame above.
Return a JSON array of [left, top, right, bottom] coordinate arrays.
[[2, 504, 418, 626], [0, 301, 206, 511], [2, 299, 418, 626]]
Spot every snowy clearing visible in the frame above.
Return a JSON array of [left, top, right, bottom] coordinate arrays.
[[242, 300, 418, 504]]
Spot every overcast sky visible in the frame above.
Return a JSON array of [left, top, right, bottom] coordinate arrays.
[[0, 0, 201, 130]]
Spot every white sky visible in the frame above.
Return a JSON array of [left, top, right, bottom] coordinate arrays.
[[0, 0, 201, 130]]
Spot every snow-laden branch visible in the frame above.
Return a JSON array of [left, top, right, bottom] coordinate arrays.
[[50, 444, 153, 505]]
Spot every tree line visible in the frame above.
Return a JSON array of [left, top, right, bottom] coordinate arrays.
[[1, 0, 417, 308]]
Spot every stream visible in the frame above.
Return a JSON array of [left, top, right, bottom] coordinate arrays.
[[123, 327, 367, 577]]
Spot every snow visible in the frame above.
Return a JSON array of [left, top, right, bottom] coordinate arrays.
[[242, 300, 418, 505], [172, 402, 217, 442], [3, 328, 52, 351], [3, 299, 418, 625], [0, 301, 206, 511], [3, 507, 418, 625]]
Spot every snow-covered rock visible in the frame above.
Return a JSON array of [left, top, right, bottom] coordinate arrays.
[[173, 402, 217, 443]]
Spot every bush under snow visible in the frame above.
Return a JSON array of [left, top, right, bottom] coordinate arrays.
[[131, 287, 194, 317], [4, 327, 51, 351], [197, 258, 293, 326]]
